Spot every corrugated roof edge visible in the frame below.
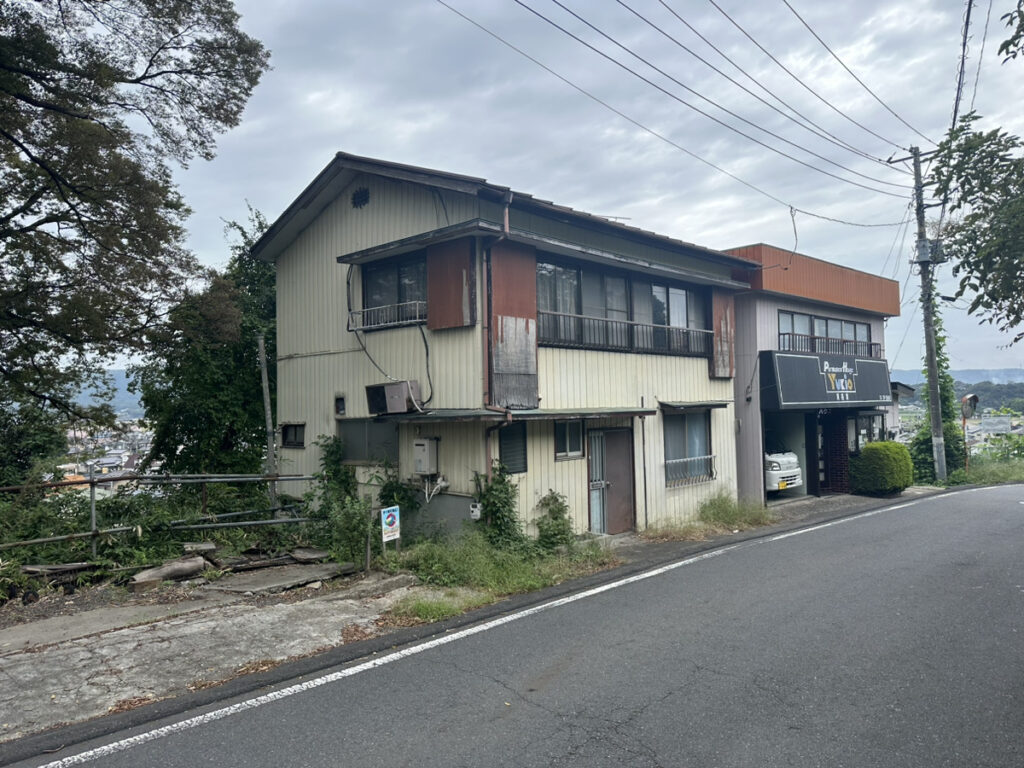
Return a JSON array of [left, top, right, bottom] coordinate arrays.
[[250, 151, 759, 268]]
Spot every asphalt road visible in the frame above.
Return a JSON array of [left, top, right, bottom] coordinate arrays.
[[14, 485, 1024, 768]]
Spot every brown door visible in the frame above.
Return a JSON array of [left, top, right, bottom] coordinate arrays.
[[592, 429, 634, 535]]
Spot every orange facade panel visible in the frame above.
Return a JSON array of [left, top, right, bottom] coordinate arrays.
[[725, 244, 900, 317]]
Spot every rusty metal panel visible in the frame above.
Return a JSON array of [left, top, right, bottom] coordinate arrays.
[[709, 289, 735, 379], [493, 316, 539, 408], [490, 242, 538, 408], [725, 244, 900, 317], [427, 238, 476, 330]]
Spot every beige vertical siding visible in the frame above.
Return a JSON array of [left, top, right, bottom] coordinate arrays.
[[275, 176, 483, 489], [531, 348, 738, 530], [537, 348, 732, 410], [397, 421, 487, 497]]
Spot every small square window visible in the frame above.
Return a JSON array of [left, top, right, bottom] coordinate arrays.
[[554, 421, 584, 459], [281, 423, 305, 449]]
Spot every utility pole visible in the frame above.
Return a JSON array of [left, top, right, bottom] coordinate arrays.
[[911, 146, 947, 482], [257, 332, 278, 507]]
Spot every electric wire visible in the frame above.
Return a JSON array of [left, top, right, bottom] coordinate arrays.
[[891, 300, 919, 370], [780, 0, 937, 145], [937, 0, 977, 235], [891, 212, 913, 279], [550, 0, 911, 190], [879, 202, 913, 277], [970, 0, 994, 110], [515, 0, 910, 198], [617, 0, 911, 174], [950, 0, 975, 136], [705, 0, 908, 151], [653, 0, 908, 173], [437, 0, 906, 228]]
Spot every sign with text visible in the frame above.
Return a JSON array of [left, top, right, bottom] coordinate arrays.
[[981, 415, 1012, 434], [381, 505, 400, 542], [760, 351, 892, 411]]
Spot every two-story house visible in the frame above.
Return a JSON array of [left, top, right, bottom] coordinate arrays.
[[726, 244, 901, 505], [252, 153, 757, 535]]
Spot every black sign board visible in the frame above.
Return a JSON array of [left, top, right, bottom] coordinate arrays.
[[759, 350, 892, 411]]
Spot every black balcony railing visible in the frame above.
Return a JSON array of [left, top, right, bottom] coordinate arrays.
[[538, 310, 713, 357], [350, 301, 427, 331], [778, 333, 881, 359]]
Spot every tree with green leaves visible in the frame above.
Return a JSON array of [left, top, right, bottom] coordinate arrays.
[[909, 311, 966, 483], [0, 392, 67, 487], [929, 113, 1024, 344], [1000, 0, 1024, 61], [132, 206, 274, 473], [0, 0, 269, 420]]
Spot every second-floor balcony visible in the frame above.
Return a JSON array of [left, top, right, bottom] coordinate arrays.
[[779, 332, 882, 359], [350, 301, 427, 331], [538, 310, 713, 357]]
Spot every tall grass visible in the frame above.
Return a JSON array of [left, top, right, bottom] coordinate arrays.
[[948, 456, 1024, 486], [387, 529, 615, 595], [643, 491, 775, 541]]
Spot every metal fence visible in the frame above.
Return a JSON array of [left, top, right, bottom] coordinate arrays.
[[0, 472, 315, 555]]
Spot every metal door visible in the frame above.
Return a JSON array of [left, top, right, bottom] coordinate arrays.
[[588, 429, 635, 535]]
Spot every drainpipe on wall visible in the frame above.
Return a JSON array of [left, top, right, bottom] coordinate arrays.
[[481, 191, 514, 479], [639, 397, 649, 530]]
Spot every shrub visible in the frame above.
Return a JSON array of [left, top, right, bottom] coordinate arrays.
[[850, 441, 913, 495], [473, 463, 530, 552], [909, 421, 966, 483], [535, 490, 574, 552]]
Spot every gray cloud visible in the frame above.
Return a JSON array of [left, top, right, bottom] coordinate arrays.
[[174, 0, 1024, 369]]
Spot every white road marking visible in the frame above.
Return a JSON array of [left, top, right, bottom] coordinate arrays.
[[35, 486, 1007, 767]]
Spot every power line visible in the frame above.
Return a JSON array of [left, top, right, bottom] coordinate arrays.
[[549, 0, 911, 190], [937, 0, 977, 233], [705, 0, 908, 151], [970, 0, 994, 111], [436, 0, 906, 228], [950, 0, 975, 132], [514, 0, 910, 197], [617, 0, 911, 175], [880, 202, 913, 277], [780, 0, 937, 145]]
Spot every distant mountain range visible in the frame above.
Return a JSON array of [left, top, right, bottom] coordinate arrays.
[[78, 369, 144, 419], [890, 369, 1024, 385]]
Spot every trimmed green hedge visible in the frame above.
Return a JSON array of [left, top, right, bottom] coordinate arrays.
[[850, 441, 914, 496]]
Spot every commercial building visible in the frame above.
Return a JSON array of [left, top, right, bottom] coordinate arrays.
[[727, 244, 901, 504]]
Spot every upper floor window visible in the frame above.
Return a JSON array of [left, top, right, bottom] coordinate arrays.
[[537, 257, 710, 357], [354, 253, 427, 329], [778, 311, 878, 358]]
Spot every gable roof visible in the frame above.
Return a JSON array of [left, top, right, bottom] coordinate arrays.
[[250, 152, 757, 270]]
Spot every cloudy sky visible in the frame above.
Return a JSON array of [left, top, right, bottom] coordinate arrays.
[[174, 0, 1024, 371]]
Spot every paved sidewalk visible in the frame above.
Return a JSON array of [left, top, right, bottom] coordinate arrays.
[[0, 487, 944, 755]]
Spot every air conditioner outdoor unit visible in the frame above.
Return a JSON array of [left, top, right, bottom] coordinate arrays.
[[365, 380, 421, 415]]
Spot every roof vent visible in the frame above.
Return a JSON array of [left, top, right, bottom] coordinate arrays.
[[351, 187, 370, 209]]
